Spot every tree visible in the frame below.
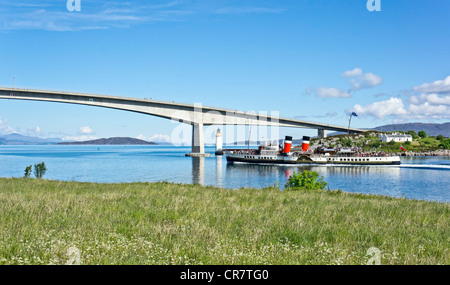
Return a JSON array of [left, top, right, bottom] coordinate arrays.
[[34, 162, 47, 179], [285, 170, 328, 191], [407, 130, 419, 139], [436, 135, 444, 140], [418, 131, 427, 139], [24, 165, 32, 178]]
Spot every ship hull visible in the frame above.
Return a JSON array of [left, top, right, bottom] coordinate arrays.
[[226, 153, 401, 165]]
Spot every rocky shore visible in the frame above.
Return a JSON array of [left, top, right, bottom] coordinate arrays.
[[403, 149, 450, 156]]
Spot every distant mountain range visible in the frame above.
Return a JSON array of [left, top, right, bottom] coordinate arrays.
[[327, 122, 450, 138], [57, 137, 157, 145], [373, 122, 450, 137], [0, 134, 159, 145], [0, 133, 63, 145]]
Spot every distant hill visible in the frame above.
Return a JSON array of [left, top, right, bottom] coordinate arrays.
[[326, 122, 450, 138], [374, 122, 450, 137], [57, 137, 157, 145], [0, 133, 62, 145]]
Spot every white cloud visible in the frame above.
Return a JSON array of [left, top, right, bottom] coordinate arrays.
[[314, 87, 351, 98], [26, 125, 41, 136], [78, 126, 94, 134], [353, 97, 407, 120], [410, 93, 450, 106], [407, 102, 449, 120], [0, 117, 15, 134], [341, 68, 363, 78], [0, 1, 285, 31], [137, 134, 171, 143], [62, 135, 98, 142], [0, 1, 187, 31], [353, 93, 450, 121], [342, 68, 383, 90], [358, 72, 383, 88], [307, 68, 382, 100], [413, 75, 450, 94], [426, 94, 450, 105]]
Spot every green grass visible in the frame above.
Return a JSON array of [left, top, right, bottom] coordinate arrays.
[[0, 178, 448, 265]]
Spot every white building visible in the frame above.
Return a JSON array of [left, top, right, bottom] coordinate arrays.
[[379, 132, 413, 143]]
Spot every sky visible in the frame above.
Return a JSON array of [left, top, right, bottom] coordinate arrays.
[[0, 0, 449, 144]]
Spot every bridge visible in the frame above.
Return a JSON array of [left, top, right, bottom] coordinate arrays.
[[0, 87, 365, 155]]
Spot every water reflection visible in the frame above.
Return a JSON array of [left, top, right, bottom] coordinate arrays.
[[216, 156, 223, 187], [192, 157, 204, 185], [225, 162, 401, 178]]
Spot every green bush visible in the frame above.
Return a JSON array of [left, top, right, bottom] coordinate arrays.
[[418, 131, 427, 139], [370, 141, 381, 148], [439, 139, 450, 149], [285, 170, 328, 191], [24, 165, 32, 178], [34, 162, 47, 179], [339, 137, 352, 147], [436, 135, 444, 140]]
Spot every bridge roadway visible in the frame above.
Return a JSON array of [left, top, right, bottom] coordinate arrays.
[[0, 87, 365, 155]]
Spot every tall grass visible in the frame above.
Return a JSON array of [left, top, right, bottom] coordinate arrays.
[[0, 178, 448, 265]]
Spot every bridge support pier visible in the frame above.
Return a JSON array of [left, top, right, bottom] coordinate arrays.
[[318, 129, 327, 139], [186, 122, 210, 157]]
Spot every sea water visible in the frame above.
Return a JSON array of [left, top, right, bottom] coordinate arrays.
[[0, 145, 448, 202]]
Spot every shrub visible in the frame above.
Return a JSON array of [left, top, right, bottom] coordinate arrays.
[[285, 170, 328, 191], [339, 137, 352, 147], [439, 139, 450, 149], [34, 162, 47, 179], [436, 135, 444, 140], [24, 165, 32, 178], [370, 141, 381, 148]]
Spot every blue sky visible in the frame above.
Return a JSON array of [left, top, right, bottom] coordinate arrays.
[[0, 0, 449, 143]]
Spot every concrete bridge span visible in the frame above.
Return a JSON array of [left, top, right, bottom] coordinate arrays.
[[0, 87, 365, 155]]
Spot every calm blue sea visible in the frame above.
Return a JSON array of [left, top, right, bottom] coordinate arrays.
[[0, 145, 449, 202]]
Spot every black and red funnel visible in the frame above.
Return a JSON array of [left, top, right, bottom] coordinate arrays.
[[302, 136, 310, 151], [283, 136, 293, 153]]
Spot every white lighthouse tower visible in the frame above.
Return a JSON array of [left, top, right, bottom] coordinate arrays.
[[215, 128, 223, 155]]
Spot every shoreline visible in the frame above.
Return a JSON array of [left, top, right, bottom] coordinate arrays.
[[402, 149, 450, 156]]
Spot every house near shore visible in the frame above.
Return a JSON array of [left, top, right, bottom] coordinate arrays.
[[379, 132, 413, 143]]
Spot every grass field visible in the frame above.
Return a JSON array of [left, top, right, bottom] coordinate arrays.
[[0, 178, 448, 265]]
